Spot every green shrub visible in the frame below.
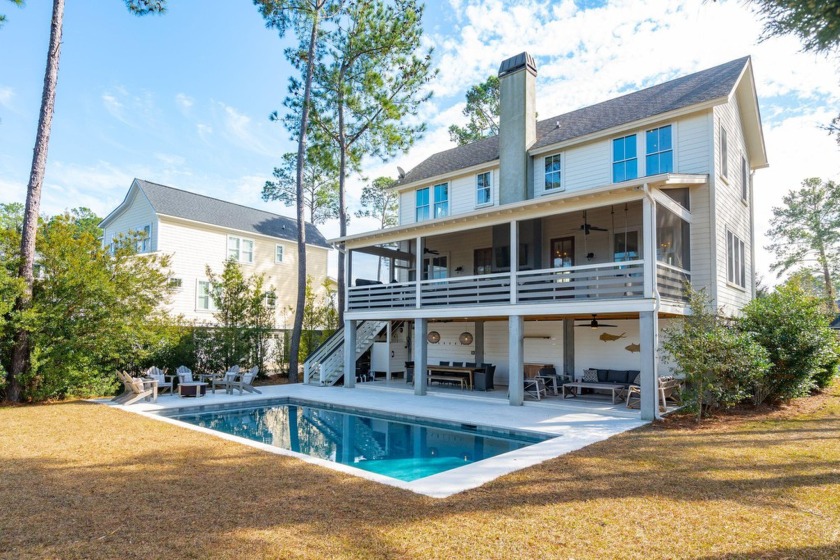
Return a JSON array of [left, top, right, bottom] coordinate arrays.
[[662, 287, 771, 419], [740, 280, 838, 403]]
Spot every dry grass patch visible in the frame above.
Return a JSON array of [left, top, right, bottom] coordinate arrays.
[[2, 384, 839, 559]]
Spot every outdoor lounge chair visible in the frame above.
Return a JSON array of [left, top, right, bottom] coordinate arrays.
[[228, 366, 261, 395], [212, 366, 240, 394], [625, 376, 682, 411], [536, 367, 563, 396], [145, 366, 173, 394], [112, 371, 158, 405], [523, 376, 547, 400]]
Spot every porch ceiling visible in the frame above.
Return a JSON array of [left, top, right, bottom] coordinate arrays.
[[334, 173, 706, 249], [353, 311, 686, 323]]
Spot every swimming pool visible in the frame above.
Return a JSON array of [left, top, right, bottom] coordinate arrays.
[[160, 398, 552, 482]]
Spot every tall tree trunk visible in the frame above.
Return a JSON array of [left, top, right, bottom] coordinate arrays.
[[288, 9, 320, 384], [7, 0, 64, 403], [816, 243, 837, 311], [336, 76, 347, 326]]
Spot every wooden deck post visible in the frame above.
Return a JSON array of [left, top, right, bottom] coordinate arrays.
[[508, 315, 524, 405]]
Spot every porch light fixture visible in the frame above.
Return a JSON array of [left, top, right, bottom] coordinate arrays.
[[427, 331, 441, 344], [586, 252, 595, 261], [459, 331, 473, 345]]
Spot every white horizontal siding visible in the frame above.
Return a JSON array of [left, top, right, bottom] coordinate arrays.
[[713, 99, 752, 315], [102, 188, 157, 252], [158, 216, 329, 326], [676, 113, 710, 174]]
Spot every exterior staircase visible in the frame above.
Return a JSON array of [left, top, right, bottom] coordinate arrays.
[[303, 320, 388, 386]]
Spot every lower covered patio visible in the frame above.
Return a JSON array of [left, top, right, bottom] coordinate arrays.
[[342, 311, 683, 421]]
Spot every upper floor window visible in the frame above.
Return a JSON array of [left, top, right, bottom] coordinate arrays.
[[720, 126, 729, 179], [545, 154, 562, 191], [275, 244, 284, 263], [228, 236, 254, 264], [612, 134, 637, 183], [196, 280, 218, 311], [726, 229, 746, 289], [136, 224, 151, 253], [433, 183, 449, 218], [416, 188, 430, 222], [264, 291, 277, 310], [645, 125, 673, 175], [476, 172, 492, 206], [741, 156, 748, 201]]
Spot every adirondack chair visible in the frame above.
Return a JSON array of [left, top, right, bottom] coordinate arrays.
[[176, 365, 194, 384], [112, 371, 157, 405], [228, 366, 261, 395], [145, 366, 173, 394], [212, 365, 241, 394]]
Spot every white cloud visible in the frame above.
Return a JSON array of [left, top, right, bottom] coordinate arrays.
[[0, 86, 14, 110], [175, 93, 194, 111], [214, 101, 282, 157], [101, 93, 126, 122]]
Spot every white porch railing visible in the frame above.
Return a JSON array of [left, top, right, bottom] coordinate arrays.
[[517, 260, 644, 301], [656, 262, 691, 301], [347, 260, 654, 311]]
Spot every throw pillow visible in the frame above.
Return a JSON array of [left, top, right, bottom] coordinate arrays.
[[631, 373, 641, 385], [582, 369, 599, 382]]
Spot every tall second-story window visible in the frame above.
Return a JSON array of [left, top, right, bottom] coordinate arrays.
[[433, 183, 449, 218], [196, 280, 217, 311], [720, 126, 729, 179], [275, 244, 284, 263], [645, 125, 673, 175], [727, 229, 746, 288], [476, 172, 492, 206], [612, 134, 637, 183], [228, 236, 254, 264], [416, 188, 430, 222], [741, 156, 748, 201], [136, 224, 151, 253], [544, 154, 562, 191]]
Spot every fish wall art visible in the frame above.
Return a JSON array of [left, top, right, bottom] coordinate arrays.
[[599, 332, 626, 342], [625, 343, 641, 353]]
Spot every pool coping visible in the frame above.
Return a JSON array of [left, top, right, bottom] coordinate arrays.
[[98, 384, 647, 498]]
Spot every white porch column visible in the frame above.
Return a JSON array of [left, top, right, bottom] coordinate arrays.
[[385, 321, 392, 382], [642, 188, 657, 299], [510, 220, 518, 304], [639, 311, 659, 420], [413, 318, 428, 396], [415, 236, 423, 308], [508, 315, 524, 405], [343, 319, 356, 388], [344, 248, 352, 314]]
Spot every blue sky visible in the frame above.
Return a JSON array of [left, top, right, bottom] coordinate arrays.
[[1, 0, 838, 282]]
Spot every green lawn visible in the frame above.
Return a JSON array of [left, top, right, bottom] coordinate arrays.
[[1, 383, 838, 559]]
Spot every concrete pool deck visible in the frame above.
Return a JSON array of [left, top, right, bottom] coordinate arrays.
[[101, 383, 648, 498]]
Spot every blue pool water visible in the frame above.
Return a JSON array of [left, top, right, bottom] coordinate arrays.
[[164, 399, 551, 482]]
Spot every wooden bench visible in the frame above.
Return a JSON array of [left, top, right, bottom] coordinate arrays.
[[428, 375, 467, 390]]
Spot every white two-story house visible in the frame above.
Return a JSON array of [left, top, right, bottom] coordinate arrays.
[[100, 179, 332, 326], [309, 54, 766, 421]]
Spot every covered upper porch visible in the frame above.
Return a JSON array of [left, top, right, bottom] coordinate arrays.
[[337, 176, 701, 320]]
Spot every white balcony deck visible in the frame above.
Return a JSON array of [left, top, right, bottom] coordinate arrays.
[[348, 260, 689, 316]]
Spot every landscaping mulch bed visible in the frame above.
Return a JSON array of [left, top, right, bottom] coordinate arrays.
[[1, 383, 838, 559]]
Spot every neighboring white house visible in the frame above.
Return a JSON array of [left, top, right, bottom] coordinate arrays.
[[308, 53, 767, 421], [99, 179, 332, 326]]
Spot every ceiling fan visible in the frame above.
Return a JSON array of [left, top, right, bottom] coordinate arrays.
[[423, 247, 439, 255], [575, 314, 618, 329], [571, 210, 608, 235]]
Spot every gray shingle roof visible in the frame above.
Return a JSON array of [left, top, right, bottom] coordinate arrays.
[[134, 179, 330, 248], [398, 57, 749, 186]]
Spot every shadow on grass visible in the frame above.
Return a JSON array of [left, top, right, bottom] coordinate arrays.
[[1, 399, 838, 559]]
